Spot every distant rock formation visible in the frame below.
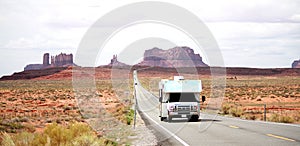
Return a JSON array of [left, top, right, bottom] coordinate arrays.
[[24, 53, 75, 71], [43, 53, 50, 66], [138, 46, 208, 67], [107, 55, 129, 67], [24, 64, 44, 71], [292, 59, 300, 68], [50, 53, 74, 67]]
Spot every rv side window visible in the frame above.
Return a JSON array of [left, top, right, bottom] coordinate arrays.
[[169, 93, 197, 102]]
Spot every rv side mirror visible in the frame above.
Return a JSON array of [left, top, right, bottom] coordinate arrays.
[[202, 96, 206, 102], [159, 89, 162, 102]]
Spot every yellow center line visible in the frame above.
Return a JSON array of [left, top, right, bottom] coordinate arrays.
[[229, 125, 239, 129], [267, 134, 295, 142]]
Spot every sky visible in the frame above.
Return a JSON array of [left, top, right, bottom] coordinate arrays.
[[0, 0, 300, 77]]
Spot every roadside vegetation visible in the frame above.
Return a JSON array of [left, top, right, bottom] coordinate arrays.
[[0, 122, 118, 146], [0, 79, 135, 145], [218, 76, 300, 123]]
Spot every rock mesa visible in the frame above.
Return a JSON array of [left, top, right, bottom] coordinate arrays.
[[138, 46, 208, 67], [292, 59, 300, 68], [24, 53, 75, 71]]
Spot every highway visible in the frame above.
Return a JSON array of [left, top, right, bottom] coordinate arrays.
[[133, 72, 300, 146]]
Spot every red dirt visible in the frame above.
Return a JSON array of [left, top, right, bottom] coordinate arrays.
[[1, 66, 300, 81], [0, 66, 299, 131]]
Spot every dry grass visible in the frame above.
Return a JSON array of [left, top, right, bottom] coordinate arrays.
[[0, 122, 118, 146], [0, 79, 135, 145], [219, 76, 300, 123]]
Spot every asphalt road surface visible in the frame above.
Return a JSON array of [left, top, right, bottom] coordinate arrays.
[[133, 73, 300, 146]]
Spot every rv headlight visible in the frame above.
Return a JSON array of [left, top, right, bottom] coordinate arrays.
[[169, 105, 175, 112], [192, 105, 198, 111]]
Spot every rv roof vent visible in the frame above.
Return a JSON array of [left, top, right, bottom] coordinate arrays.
[[174, 76, 184, 81]]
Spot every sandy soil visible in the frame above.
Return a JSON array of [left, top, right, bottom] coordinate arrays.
[[0, 66, 299, 145]]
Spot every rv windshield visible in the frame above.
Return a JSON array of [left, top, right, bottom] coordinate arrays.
[[169, 93, 198, 102]]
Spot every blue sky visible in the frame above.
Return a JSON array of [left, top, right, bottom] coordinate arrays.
[[0, 0, 300, 77]]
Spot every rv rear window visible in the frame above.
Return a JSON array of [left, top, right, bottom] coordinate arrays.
[[169, 93, 197, 102]]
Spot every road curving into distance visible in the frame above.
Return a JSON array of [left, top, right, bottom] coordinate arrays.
[[133, 72, 300, 146]]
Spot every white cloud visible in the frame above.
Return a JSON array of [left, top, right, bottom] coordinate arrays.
[[4, 35, 76, 49], [185, 0, 300, 23], [204, 20, 300, 68], [207, 22, 300, 40], [289, 14, 300, 22], [1, 0, 300, 76]]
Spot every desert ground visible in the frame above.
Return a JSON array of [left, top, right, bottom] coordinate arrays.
[[0, 66, 299, 145]]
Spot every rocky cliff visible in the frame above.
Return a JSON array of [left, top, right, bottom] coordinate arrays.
[[24, 53, 75, 71], [107, 55, 129, 67], [51, 53, 74, 67], [138, 46, 208, 67], [292, 59, 300, 68]]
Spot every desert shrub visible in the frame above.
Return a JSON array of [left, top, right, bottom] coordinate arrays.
[[243, 114, 256, 120], [229, 107, 243, 117], [64, 106, 72, 111], [268, 114, 280, 122], [125, 109, 135, 125], [7, 97, 17, 102], [19, 117, 29, 123], [0, 125, 5, 132], [0, 122, 115, 146], [23, 124, 35, 133], [0, 102, 6, 107], [11, 117, 20, 123], [43, 123, 72, 145], [55, 118, 62, 124], [38, 97, 46, 102], [0, 132, 14, 146], [12, 132, 34, 146], [280, 116, 294, 123], [68, 122, 94, 138], [72, 133, 103, 146], [46, 119, 52, 123], [268, 114, 295, 123], [30, 134, 49, 146], [0, 120, 24, 133], [103, 139, 118, 146], [221, 104, 231, 115], [12, 117, 29, 123]]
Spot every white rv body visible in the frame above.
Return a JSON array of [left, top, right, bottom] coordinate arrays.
[[159, 76, 205, 122]]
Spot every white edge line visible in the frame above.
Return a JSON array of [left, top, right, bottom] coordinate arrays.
[[141, 108, 190, 146], [137, 87, 189, 146]]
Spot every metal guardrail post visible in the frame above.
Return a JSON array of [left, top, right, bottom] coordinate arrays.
[[133, 87, 137, 129], [264, 104, 266, 121], [133, 70, 137, 129]]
